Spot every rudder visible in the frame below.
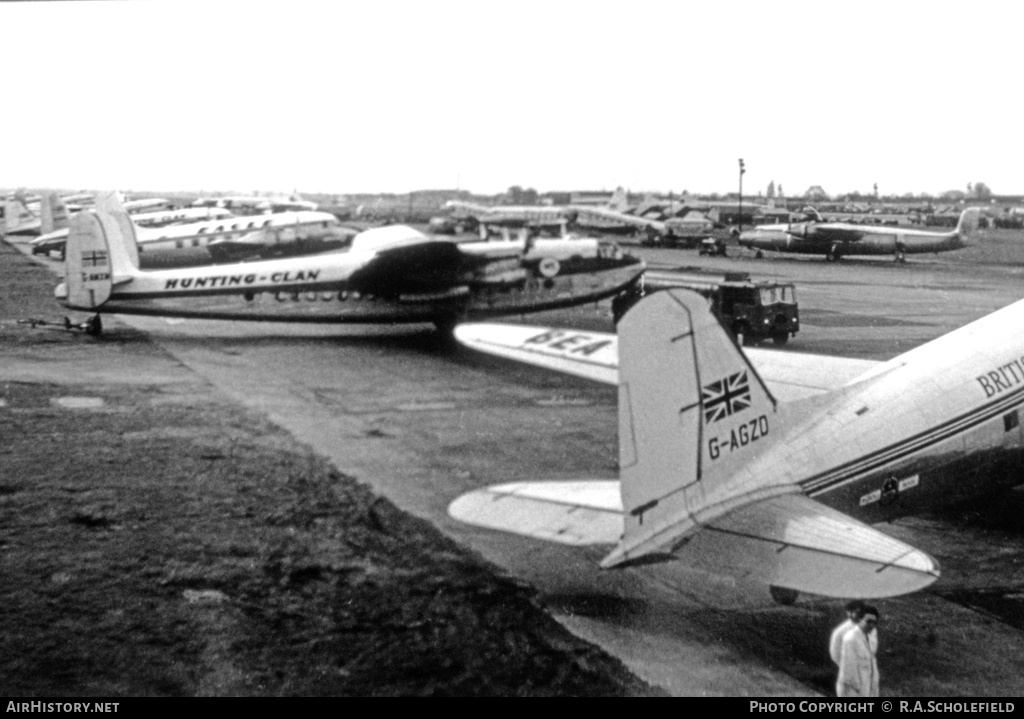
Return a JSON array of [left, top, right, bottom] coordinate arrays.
[[955, 207, 982, 239], [62, 193, 140, 310], [603, 288, 779, 568], [607, 186, 628, 212], [3, 197, 35, 233], [95, 191, 140, 273], [40, 192, 70, 235], [64, 211, 113, 309]]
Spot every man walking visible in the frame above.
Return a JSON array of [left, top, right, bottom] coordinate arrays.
[[829, 600, 865, 666], [836, 605, 880, 697]]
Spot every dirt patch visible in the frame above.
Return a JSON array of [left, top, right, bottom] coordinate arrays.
[[0, 240, 660, 696]]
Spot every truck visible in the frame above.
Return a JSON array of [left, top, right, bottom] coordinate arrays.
[[611, 270, 799, 345]]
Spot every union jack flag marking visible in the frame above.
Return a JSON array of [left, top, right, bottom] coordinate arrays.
[[702, 371, 751, 423], [82, 250, 108, 267]]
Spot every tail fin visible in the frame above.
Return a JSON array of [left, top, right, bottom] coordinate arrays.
[[39, 192, 70, 235], [603, 288, 779, 568], [3, 196, 36, 233], [64, 192, 139, 310], [95, 192, 140, 273], [955, 207, 982, 240], [607, 186, 628, 212]]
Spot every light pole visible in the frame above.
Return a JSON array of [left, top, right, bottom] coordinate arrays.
[[738, 158, 746, 234]]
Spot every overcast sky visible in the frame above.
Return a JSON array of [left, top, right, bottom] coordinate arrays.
[[3, 0, 1022, 198]]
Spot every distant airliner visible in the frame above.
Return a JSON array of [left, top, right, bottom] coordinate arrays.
[[738, 208, 982, 262]]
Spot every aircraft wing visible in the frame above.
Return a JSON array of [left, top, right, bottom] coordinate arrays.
[[454, 323, 881, 400], [448, 483, 939, 598], [454, 323, 618, 385]]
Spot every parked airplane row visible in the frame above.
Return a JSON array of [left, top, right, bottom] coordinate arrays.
[[52, 193, 645, 334], [432, 188, 668, 239], [429, 191, 987, 263], [3, 192, 177, 236], [4, 191, 355, 268]]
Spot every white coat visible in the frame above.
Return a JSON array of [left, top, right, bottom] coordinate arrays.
[[830, 619, 877, 665], [836, 626, 879, 697]]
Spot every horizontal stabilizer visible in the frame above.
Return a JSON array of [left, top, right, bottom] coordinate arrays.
[[448, 483, 938, 598], [679, 494, 939, 598], [447, 481, 622, 546]]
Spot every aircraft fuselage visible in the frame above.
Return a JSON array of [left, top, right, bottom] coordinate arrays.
[[732, 300, 1024, 527], [67, 260, 643, 324], [738, 226, 964, 257]]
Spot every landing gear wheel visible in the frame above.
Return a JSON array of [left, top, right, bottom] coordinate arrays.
[[755, 250, 764, 259], [771, 329, 789, 346], [85, 314, 103, 336], [826, 245, 841, 262], [894, 246, 906, 263], [769, 585, 799, 605], [432, 315, 460, 336]]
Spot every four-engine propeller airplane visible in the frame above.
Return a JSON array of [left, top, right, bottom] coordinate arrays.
[[55, 194, 645, 334], [738, 207, 982, 262], [449, 288, 1024, 602]]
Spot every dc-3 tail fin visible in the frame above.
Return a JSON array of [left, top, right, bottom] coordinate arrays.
[[64, 192, 140, 310], [605, 289, 779, 568]]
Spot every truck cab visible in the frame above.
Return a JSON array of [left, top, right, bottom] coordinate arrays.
[[612, 272, 799, 346]]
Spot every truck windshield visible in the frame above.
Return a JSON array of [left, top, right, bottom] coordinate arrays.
[[760, 285, 796, 304]]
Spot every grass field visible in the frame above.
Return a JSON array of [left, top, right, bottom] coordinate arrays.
[[0, 241, 660, 696]]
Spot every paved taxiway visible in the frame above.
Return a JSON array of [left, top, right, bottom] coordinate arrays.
[[9, 237, 1024, 695]]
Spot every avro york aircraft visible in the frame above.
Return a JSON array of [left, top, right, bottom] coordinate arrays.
[[738, 207, 982, 262], [55, 194, 645, 334], [449, 288, 1024, 602]]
